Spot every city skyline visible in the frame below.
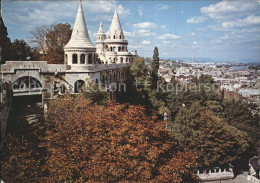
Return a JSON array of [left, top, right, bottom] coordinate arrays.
[[2, 0, 260, 62]]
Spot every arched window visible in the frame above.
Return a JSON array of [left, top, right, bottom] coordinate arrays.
[[73, 54, 78, 64], [120, 35, 122, 39], [102, 75, 105, 83], [88, 54, 92, 64], [126, 58, 128, 62], [65, 54, 68, 64], [110, 47, 113, 52], [122, 46, 124, 51], [113, 35, 116, 39], [118, 46, 121, 52], [120, 57, 123, 63], [80, 54, 85, 64]]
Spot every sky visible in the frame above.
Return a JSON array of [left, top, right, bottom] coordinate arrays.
[[2, 0, 260, 62]]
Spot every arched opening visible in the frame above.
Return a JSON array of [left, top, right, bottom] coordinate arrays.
[[120, 35, 122, 39], [126, 58, 128, 62], [122, 46, 124, 51], [120, 57, 123, 63], [65, 54, 68, 64], [102, 75, 105, 86], [88, 54, 92, 64], [113, 35, 116, 39], [118, 46, 121, 52], [110, 47, 113, 52], [105, 45, 109, 51], [80, 54, 85, 64], [12, 76, 42, 93], [74, 80, 85, 93], [72, 54, 78, 64]]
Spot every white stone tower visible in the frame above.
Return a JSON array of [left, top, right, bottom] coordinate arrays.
[[96, 21, 106, 56], [64, 2, 96, 69]]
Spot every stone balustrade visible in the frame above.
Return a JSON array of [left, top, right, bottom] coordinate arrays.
[[196, 167, 234, 181], [248, 175, 260, 183]]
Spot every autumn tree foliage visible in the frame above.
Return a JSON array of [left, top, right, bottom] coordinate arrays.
[[44, 95, 197, 182], [30, 23, 72, 64]]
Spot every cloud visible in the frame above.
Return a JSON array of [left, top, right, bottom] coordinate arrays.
[[158, 5, 171, 11], [200, 1, 260, 20], [133, 22, 157, 29], [222, 15, 260, 28], [193, 41, 198, 44], [124, 29, 156, 38], [187, 16, 207, 24], [116, 4, 131, 16], [158, 34, 180, 40], [163, 41, 171, 44], [3, 1, 130, 32], [160, 25, 166, 29], [191, 32, 196, 36], [137, 6, 143, 16], [142, 40, 151, 45]]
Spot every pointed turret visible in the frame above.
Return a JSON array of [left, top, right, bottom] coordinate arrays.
[[65, 2, 94, 49], [97, 21, 105, 35], [64, 2, 96, 67], [108, 9, 124, 39]]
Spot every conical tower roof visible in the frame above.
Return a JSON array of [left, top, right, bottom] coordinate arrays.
[[65, 2, 95, 49], [97, 21, 105, 35], [108, 9, 124, 38]]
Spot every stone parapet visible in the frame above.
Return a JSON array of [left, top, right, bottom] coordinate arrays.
[[104, 39, 128, 44], [1, 61, 69, 73]]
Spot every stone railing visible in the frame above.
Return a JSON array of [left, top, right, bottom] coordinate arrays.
[[1, 61, 69, 73], [68, 63, 131, 72], [196, 167, 234, 181], [117, 52, 132, 56], [104, 39, 128, 44], [248, 175, 260, 183]]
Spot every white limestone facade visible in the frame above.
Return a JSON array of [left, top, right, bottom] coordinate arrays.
[[0, 2, 136, 98], [63, 2, 137, 92], [96, 9, 137, 65]]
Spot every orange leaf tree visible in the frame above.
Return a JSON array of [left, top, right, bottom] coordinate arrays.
[[44, 95, 197, 182]]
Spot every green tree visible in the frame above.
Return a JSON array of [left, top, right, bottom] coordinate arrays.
[[172, 102, 250, 168], [151, 46, 159, 89], [12, 39, 31, 61]]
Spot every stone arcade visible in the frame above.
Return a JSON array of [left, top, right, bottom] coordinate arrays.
[[0, 2, 137, 102]]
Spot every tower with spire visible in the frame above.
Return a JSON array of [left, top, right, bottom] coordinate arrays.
[[64, 2, 96, 68], [96, 9, 137, 64], [96, 21, 106, 57]]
